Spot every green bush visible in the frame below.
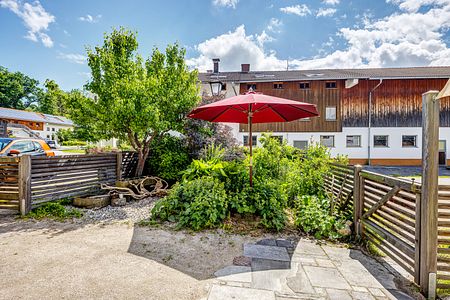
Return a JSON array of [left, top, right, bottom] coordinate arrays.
[[147, 135, 191, 182], [151, 177, 228, 230], [294, 195, 347, 239], [62, 140, 87, 146], [25, 201, 82, 221]]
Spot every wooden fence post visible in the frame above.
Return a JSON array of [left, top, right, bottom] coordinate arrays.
[[18, 155, 31, 215], [420, 91, 439, 299], [116, 152, 123, 181], [353, 165, 362, 237], [414, 191, 421, 286]]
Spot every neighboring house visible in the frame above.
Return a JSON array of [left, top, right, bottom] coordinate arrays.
[[0, 107, 74, 140], [199, 60, 450, 166]]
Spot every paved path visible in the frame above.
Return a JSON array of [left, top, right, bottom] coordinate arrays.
[[209, 239, 413, 300]]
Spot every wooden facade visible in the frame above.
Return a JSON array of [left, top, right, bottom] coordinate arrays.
[[0, 118, 44, 131], [239, 78, 450, 132], [239, 80, 342, 132], [342, 79, 450, 127]]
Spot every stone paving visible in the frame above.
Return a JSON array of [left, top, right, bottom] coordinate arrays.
[[208, 238, 413, 300]]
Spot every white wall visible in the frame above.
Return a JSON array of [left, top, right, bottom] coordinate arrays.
[[39, 123, 74, 140], [236, 127, 450, 161]]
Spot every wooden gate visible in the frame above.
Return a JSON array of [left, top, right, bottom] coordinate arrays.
[[0, 157, 20, 210], [355, 170, 421, 284]]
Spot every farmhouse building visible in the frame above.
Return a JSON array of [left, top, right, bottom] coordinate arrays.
[[0, 107, 74, 140], [199, 61, 450, 166]]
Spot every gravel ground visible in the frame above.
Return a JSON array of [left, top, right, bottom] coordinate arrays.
[[75, 197, 158, 224]]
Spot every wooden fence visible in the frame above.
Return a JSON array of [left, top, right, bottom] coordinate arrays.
[[325, 164, 450, 296], [0, 152, 137, 214]]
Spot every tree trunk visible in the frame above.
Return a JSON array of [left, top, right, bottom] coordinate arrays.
[[135, 150, 146, 177]]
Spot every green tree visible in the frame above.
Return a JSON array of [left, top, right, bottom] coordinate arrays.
[[39, 79, 69, 115], [0, 66, 42, 109], [67, 28, 200, 176]]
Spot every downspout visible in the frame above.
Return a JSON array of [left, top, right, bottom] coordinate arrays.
[[368, 79, 383, 166]]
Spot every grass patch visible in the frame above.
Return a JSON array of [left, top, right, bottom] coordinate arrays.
[[23, 201, 82, 221], [61, 149, 86, 154]]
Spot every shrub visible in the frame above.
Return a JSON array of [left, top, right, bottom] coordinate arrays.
[[294, 195, 347, 239], [147, 135, 191, 182], [151, 177, 228, 230], [25, 202, 82, 221], [229, 180, 287, 231], [62, 140, 87, 146]]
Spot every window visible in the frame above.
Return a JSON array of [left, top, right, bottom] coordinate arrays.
[[221, 83, 227, 91], [346, 135, 361, 147], [52, 128, 55, 131], [33, 141, 44, 152], [271, 135, 283, 143], [9, 141, 35, 153], [243, 135, 257, 146], [374, 135, 389, 147], [47, 127, 50, 131], [325, 107, 337, 121], [273, 83, 283, 89], [402, 135, 417, 147], [325, 81, 337, 89], [293, 140, 308, 150], [247, 84, 257, 91], [299, 82, 310, 89], [320, 135, 335, 148], [47, 135, 50, 139]]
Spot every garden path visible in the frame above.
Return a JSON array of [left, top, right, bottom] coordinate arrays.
[[209, 239, 415, 300]]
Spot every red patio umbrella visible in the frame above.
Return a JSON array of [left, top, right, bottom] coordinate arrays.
[[188, 91, 319, 186]]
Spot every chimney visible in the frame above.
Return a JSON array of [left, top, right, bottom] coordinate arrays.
[[213, 58, 220, 73], [241, 64, 250, 73]]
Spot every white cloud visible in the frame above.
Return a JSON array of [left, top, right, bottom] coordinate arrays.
[[317, 8, 337, 17], [57, 52, 87, 64], [188, 1, 450, 72], [187, 25, 286, 72], [0, 0, 55, 47], [267, 18, 282, 33], [323, 0, 340, 5], [280, 4, 311, 16], [78, 14, 102, 23], [387, 0, 450, 12], [212, 0, 238, 9]]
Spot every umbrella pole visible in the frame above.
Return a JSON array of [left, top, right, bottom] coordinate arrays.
[[248, 104, 253, 187]]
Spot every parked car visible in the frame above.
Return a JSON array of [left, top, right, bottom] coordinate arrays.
[[0, 138, 55, 157], [45, 139, 59, 149]]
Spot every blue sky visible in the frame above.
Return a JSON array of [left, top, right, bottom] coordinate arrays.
[[1, 0, 450, 90]]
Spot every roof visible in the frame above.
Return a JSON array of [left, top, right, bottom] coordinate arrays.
[[0, 107, 74, 126], [198, 66, 450, 83]]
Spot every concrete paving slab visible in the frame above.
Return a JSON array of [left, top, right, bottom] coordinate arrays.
[[286, 264, 315, 294], [244, 244, 290, 262], [336, 260, 384, 288], [208, 284, 276, 300], [350, 291, 376, 300], [291, 256, 317, 266], [251, 257, 290, 271], [251, 269, 290, 292], [292, 240, 326, 257], [326, 288, 353, 300], [321, 245, 352, 261], [257, 239, 278, 246], [303, 266, 351, 289], [214, 266, 252, 283]]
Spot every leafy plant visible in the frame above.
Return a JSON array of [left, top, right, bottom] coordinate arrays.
[[294, 195, 347, 239], [24, 201, 82, 221], [147, 134, 191, 182], [151, 177, 228, 230], [181, 159, 227, 182]]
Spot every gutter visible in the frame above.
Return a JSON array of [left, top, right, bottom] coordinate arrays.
[[368, 79, 383, 166]]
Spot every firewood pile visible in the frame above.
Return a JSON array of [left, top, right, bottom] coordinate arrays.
[[101, 176, 169, 200]]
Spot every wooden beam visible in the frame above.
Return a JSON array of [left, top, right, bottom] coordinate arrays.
[[420, 90, 439, 299], [18, 155, 31, 215], [361, 186, 400, 220], [353, 165, 362, 237], [116, 152, 123, 181]]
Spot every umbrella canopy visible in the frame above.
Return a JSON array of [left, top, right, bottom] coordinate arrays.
[[188, 91, 320, 186], [188, 91, 319, 123]]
